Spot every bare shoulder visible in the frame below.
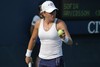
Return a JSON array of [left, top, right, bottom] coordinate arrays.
[[57, 19, 65, 24], [57, 19, 67, 30], [34, 19, 41, 29]]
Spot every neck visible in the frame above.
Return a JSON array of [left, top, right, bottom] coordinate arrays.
[[44, 18, 55, 24]]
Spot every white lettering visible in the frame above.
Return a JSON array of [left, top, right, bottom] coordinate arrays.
[[88, 21, 100, 34]]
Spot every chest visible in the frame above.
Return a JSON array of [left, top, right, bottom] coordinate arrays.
[[39, 22, 59, 40]]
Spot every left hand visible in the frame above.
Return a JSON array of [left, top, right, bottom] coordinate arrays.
[[59, 30, 65, 39]]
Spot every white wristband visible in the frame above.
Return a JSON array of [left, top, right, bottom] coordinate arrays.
[[25, 49, 32, 57], [62, 36, 69, 44]]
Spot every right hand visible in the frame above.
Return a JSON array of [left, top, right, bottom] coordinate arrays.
[[25, 56, 33, 64]]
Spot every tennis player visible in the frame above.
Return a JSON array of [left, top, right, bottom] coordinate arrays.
[[25, 0, 73, 67]]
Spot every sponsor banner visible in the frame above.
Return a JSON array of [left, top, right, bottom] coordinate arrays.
[[66, 20, 100, 35]]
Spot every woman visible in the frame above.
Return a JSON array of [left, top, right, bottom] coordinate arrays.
[[25, 0, 73, 67]]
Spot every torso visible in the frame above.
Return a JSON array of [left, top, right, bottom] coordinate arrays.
[[38, 18, 63, 59]]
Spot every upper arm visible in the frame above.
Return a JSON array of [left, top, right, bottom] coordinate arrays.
[[57, 19, 70, 37], [31, 20, 40, 40], [57, 19, 73, 45], [30, 25, 34, 35]]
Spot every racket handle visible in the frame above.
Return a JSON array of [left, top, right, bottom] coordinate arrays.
[[28, 62, 32, 67]]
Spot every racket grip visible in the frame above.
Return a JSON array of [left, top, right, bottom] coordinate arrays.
[[28, 62, 32, 67]]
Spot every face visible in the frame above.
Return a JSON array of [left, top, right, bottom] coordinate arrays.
[[43, 10, 57, 21]]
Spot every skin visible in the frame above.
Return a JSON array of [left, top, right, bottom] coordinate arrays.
[[30, 22, 38, 67], [25, 10, 73, 64]]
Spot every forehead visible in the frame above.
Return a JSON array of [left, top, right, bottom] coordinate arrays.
[[50, 10, 57, 13], [44, 10, 56, 14]]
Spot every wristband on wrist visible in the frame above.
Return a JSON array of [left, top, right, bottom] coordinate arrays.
[[25, 49, 32, 57], [62, 36, 69, 44]]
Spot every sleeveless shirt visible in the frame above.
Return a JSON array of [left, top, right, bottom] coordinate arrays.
[[38, 18, 63, 59]]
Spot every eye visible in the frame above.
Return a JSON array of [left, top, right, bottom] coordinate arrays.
[[50, 10, 56, 15]]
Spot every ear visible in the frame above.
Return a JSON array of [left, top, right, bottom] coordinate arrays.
[[42, 12, 46, 17]]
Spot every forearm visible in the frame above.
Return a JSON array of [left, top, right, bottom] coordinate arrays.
[[67, 37, 73, 45], [28, 38, 36, 50], [26, 37, 36, 57]]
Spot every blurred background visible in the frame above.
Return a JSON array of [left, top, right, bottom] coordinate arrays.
[[0, 0, 100, 67]]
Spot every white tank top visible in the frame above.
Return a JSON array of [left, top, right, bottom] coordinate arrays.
[[38, 18, 63, 59]]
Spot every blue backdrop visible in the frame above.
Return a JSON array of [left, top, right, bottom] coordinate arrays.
[[0, 0, 100, 67]]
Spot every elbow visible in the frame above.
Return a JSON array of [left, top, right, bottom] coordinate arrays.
[[68, 39, 73, 46]]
